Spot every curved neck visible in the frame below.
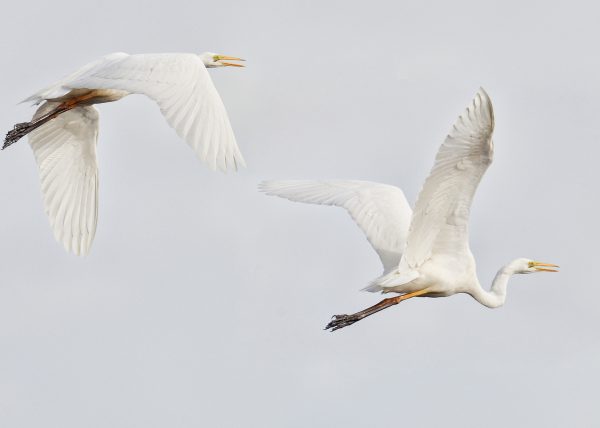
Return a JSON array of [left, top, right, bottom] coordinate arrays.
[[469, 265, 515, 308]]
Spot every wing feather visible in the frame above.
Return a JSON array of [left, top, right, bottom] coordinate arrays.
[[28, 102, 99, 256], [260, 180, 413, 272], [400, 88, 495, 270], [63, 53, 244, 172]]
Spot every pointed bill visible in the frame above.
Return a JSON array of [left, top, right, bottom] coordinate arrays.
[[532, 261, 559, 272], [215, 55, 245, 67]]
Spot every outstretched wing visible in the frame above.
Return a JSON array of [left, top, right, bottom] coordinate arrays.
[[399, 88, 495, 271], [260, 180, 413, 272], [28, 102, 99, 256], [62, 53, 244, 172]]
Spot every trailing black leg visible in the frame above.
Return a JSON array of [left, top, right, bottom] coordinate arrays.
[[324, 288, 431, 332], [3, 103, 73, 150], [4, 122, 36, 149]]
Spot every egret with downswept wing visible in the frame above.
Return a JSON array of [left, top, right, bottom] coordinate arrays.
[[4, 52, 245, 255]]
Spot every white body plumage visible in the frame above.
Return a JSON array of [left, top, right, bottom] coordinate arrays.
[[262, 88, 558, 324], [14, 51, 246, 255]]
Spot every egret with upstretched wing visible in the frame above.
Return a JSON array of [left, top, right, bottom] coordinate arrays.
[[261, 88, 558, 331], [4, 52, 245, 255]]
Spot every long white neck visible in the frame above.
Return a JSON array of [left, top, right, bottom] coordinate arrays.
[[469, 262, 520, 308]]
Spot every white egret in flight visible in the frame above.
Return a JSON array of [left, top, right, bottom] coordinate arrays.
[[3, 52, 245, 255], [261, 88, 558, 331]]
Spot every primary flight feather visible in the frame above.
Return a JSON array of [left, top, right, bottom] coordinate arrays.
[[261, 88, 559, 331], [4, 51, 245, 255]]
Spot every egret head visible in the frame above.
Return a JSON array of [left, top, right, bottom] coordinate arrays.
[[200, 52, 245, 68], [512, 258, 559, 274]]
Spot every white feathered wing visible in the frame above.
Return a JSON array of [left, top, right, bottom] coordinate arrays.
[[260, 180, 413, 273], [376, 88, 495, 290], [25, 53, 244, 172], [28, 102, 99, 256]]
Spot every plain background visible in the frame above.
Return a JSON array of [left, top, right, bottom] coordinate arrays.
[[0, 1, 598, 427]]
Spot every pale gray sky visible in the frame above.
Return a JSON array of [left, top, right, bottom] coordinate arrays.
[[0, 0, 598, 427]]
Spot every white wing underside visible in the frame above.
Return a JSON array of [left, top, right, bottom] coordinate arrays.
[[24, 52, 244, 172], [28, 102, 99, 256], [260, 180, 413, 272], [380, 88, 495, 288]]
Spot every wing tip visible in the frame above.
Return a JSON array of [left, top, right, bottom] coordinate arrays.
[[452, 87, 494, 135], [258, 180, 278, 195], [477, 86, 489, 99], [475, 86, 494, 126], [214, 154, 246, 173], [232, 152, 247, 172], [57, 233, 92, 257], [199, 137, 245, 173], [258, 180, 307, 196]]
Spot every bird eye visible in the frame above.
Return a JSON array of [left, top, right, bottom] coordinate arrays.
[[528, 261, 534, 268], [212, 55, 220, 62]]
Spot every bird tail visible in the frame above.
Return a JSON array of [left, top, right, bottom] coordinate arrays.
[[20, 94, 43, 105], [362, 270, 420, 293], [362, 283, 384, 293]]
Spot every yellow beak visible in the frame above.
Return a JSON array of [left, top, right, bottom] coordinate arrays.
[[532, 261, 559, 272], [216, 55, 245, 67]]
